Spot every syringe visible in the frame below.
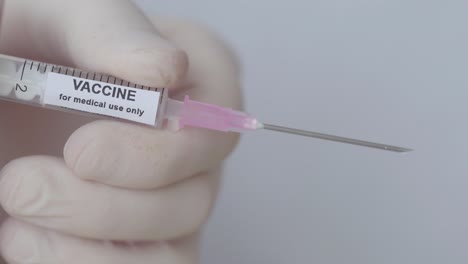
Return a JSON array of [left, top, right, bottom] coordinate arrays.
[[0, 54, 411, 152]]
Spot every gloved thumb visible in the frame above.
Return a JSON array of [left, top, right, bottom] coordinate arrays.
[[0, 0, 188, 88]]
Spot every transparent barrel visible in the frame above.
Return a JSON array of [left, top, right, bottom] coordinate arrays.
[[0, 54, 167, 126], [0, 54, 46, 106]]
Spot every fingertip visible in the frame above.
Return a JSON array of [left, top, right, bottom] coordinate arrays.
[[69, 29, 189, 89], [162, 45, 190, 88], [63, 122, 96, 172], [138, 43, 189, 89], [64, 121, 117, 181], [64, 120, 147, 186], [110, 31, 189, 88]]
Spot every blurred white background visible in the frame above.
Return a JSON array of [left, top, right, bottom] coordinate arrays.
[[137, 1, 468, 263]]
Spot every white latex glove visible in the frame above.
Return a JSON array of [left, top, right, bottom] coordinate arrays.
[[0, 0, 242, 263]]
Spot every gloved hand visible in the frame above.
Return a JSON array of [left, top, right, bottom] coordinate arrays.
[[0, 0, 241, 263]]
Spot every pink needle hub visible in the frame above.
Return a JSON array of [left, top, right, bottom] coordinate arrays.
[[165, 95, 260, 132]]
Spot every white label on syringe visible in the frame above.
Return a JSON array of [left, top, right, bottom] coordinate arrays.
[[44, 72, 160, 125]]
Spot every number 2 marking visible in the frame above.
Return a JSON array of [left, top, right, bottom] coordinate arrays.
[[15, 83, 27, 92]]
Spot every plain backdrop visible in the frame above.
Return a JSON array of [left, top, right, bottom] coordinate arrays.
[[136, 1, 468, 263]]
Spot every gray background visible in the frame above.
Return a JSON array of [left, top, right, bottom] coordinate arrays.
[[137, 1, 468, 263]]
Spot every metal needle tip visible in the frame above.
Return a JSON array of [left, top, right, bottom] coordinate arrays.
[[260, 123, 412, 153]]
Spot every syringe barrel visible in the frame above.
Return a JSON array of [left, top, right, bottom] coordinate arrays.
[[0, 54, 168, 127]]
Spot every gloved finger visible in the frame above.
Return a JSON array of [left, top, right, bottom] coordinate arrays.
[[0, 219, 199, 264], [0, 156, 220, 241], [0, 0, 188, 88], [64, 20, 241, 189], [65, 119, 235, 189]]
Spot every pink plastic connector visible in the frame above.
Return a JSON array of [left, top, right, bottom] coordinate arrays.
[[178, 95, 259, 132]]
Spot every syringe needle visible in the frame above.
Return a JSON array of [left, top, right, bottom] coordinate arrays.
[[260, 123, 412, 153]]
